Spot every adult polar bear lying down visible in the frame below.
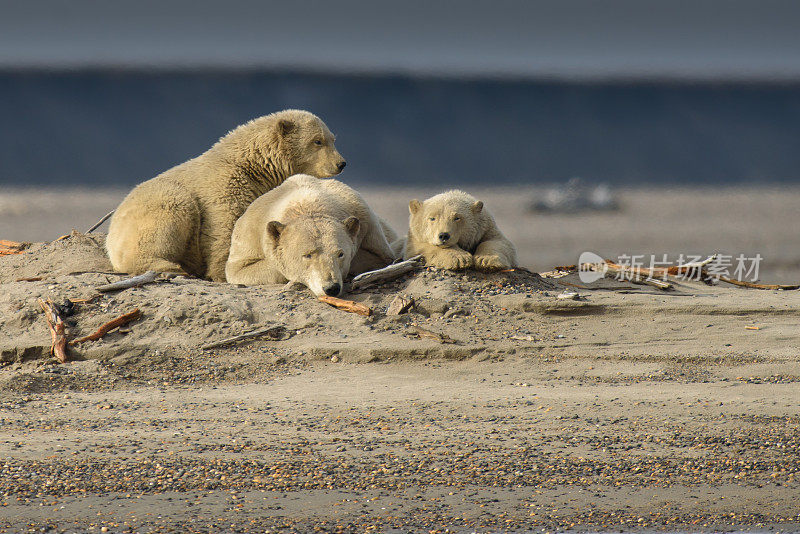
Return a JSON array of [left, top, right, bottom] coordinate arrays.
[[225, 175, 397, 297]]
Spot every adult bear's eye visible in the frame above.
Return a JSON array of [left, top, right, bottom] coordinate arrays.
[[453, 216, 461, 221], [314, 140, 323, 146], [303, 253, 312, 259], [338, 251, 344, 258], [429, 217, 436, 221]]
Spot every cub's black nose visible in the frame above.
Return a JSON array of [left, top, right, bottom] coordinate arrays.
[[337, 161, 347, 171], [438, 232, 450, 242], [324, 283, 341, 296]]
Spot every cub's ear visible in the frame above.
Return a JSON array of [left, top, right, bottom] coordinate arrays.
[[277, 119, 295, 137], [266, 221, 286, 245], [471, 200, 484, 214], [343, 216, 360, 238], [409, 199, 422, 215]]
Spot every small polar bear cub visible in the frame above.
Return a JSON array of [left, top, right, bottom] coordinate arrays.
[[226, 175, 397, 296], [403, 190, 517, 271]]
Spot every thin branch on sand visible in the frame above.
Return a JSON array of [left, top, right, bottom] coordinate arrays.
[[718, 276, 800, 291], [85, 210, 115, 233], [318, 295, 373, 316], [201, 325, 287, 350], [349, 255, 422, 291], [96, 271, 159, 293], [405, 325, 457, 344], [0, 239, 29, 255], [71, 309, 142, 344]]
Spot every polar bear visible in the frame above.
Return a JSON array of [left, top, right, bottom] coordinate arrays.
[[106, 109, 346, 282], [403, 190, 517, 271], [225, 175, 397, 296]]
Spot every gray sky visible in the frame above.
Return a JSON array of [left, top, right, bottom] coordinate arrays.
[[1, 0, 800, 80]]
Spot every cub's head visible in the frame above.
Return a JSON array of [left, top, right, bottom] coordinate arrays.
[[275, 110, 346, 178], [266, 216, 360, 297], [409, 191, 483, 247]]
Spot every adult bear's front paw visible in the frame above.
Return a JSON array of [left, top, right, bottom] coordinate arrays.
[[474, 254, 507, 272], [430, 249, 474, 270]]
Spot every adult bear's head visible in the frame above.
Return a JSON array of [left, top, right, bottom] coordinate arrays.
[[265, 215, 361, 298], [226, 109, 346, 185]]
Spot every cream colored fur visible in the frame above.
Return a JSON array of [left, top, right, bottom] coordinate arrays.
[[106, 109, 345, 282], [225, 175, 397, 296], [403, 190, 517, 271]]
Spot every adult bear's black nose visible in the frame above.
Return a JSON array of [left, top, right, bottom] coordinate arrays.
[[324, 283, 341, 296], [438, 232, 450, 242], [337, 161, 347, 171]]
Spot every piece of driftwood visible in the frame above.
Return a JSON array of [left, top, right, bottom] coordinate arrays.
[[201, 325, 287, 350], [38, 299, 69, 363], [86, 210, 115, 233], [96, 271, 159, 293], [349, 255, 423, 291], [665, 254, 717, 276], [718, 276, 800, 291], [555, 255, 799, 291], [0, 239, 29, 255], [72, 309, 142, 343], [405, 325, 457, 344], [590, 261, 674, 290], [15, 277, 43, 282], [68, 295, 102, 304], [386, 295, 414, 315], [318, 295, 373, 316]]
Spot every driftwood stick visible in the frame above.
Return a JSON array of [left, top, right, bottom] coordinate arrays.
[[0, 239, 29, 255], [405, 325, 457, 344], [584, 261, 674, 290], [718, 276, 800, 291], [85, 210, 115, 233], [318, 295, 373, 316], [349, 255, 423, 291], [96, 271, 159, 293], [201, 325, 287, 350], [71, 309, 142, 343], [37, 299, 69, 363], [665, 254, 717, 276]]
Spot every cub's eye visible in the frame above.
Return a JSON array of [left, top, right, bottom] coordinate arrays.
[[303, 253, 312, 260], [429, 217, 436, 222], [453, 216, 461, 221], [313, 140, 323, 146], [337, 251, 344, 258]]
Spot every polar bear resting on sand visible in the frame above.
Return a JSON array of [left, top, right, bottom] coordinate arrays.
[[403, 190, 517, 271], [106, 109, 346, 282], [225, 175, 397, 297]]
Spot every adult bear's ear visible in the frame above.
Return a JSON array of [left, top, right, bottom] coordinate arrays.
[[277, 119, 295, 137], [409, 200, 421, 215], [471, 200, 484, 214], [267, 221, 286, 246], [343, 216, 360, 238]]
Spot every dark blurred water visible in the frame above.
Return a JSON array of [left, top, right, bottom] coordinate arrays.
[[1, 70, 799, 187]]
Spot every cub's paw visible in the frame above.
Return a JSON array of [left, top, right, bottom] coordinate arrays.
[[474, 254, 508, 272], [429, 249, 474, 270]]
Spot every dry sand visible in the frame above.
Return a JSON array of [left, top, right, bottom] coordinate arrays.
[[0, 186, 799, 532]]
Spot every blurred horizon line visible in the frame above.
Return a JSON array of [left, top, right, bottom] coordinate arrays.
[[4, 65, 800, 86]]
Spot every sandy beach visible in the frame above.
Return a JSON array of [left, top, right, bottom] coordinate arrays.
[[0, 186, 799, 532]]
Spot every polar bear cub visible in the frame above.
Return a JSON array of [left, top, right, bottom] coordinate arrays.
[[403, 190, 517, 271], [226, 175, 397, 296]]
